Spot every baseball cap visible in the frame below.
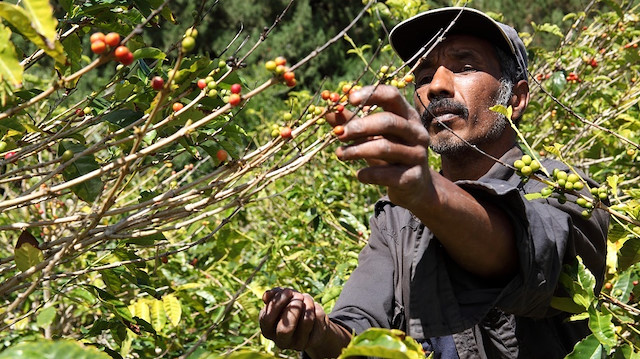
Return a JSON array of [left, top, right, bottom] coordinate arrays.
[[389, 7, 528, 81]]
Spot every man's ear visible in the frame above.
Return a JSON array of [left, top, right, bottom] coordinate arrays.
[[510, 79, 530, 121]]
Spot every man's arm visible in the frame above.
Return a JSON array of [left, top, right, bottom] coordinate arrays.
[[326, 85, 517, 281]]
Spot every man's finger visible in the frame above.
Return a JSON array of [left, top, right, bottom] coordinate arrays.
[[337, 139, 428, 165], [338, 112, 429, 146], [289, 293, 317, 350], [274, 293, 305, 348], [349, 85, 421, 123], [260, 288, 294, 340]]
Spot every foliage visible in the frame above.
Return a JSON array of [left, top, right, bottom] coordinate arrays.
[[0, 0, 639, 358]]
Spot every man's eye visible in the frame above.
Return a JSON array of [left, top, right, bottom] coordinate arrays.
[[417, 75, 434, 86], [461, 65, 476, 72]]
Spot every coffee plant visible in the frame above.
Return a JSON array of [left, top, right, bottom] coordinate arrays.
[[0, 0, 638, 358]]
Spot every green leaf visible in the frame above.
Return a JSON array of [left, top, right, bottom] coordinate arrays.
[[0, 339, 112, 359], [21, 0, 59, 45], [547, 71, 567, 97], [0, 3, 66, 64], [612, 268, 635, 302], [58, 141, 103, 203], [550, 296, 586, 314], [489, 104, 513, 119], [340, 328, 424, 359], [162, 294, 182, 327], [15, 239, 43, 272], [532, 22, 564, 37], [566, 334, 604, 359], [132, 47, 166, 61], [36, 306, 57, 328], [576, 257, 596, 299], [220, 352, 276, 359], [149, 298, 166, 332], [588, 307, 617, 348], [619, 239, 640, 271], [0, 23, 23, 87]]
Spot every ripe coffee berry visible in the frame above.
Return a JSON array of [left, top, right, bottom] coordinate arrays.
[[283, 72, 295, 82], [333, 125, 345, 136], [216, 149, 228, 162], [91, 40, 107, 54], [119, 51, 135, 66], [228, 93, 241, 107], [90, 32, 105, 43], [172, 102, 184, 112], [197, 79, 207, 90], [230, 83, 242, 94], [335, 104, 345, 113], [321, 90, 331, 100], [280, 126, 292, 138], [151, 76, 164, 91], [104, 32, 121, 47], [329, 92, 341, 103], [75, 108, 84, 116]]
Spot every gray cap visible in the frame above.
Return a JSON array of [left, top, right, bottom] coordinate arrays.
[[389, 7, 528, 81]]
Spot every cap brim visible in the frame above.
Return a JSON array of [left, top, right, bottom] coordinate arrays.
[[389, 7, 516, 65]]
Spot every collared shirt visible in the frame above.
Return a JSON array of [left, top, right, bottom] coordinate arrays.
[[328, 146, 609, 358]]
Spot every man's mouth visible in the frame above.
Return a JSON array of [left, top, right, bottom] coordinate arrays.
[[421, 100, 469, 126]]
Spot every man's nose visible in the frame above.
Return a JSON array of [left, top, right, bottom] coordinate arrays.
[[426, 66, 454, 101]]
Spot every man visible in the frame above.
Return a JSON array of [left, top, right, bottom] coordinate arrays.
[[259, 7, 608, 358]]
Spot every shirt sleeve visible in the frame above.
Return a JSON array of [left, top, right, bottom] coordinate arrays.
[[328, 202, 398, 335]]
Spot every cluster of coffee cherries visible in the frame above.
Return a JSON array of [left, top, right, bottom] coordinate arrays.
[[195, 61, 232, 99], [513, 154, 541, 177], [265, 56, 296, 87], [270, 112, 293, 139], [378, 65, 414, 89], [90, 31, 134, 65]]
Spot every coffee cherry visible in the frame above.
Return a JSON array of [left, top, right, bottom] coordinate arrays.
[[285, 79, 296, 87], [335, 104, 345, 113], [172, 102, 184, 112], [61, 149, 74, 161], [265, 60, 277, 72], [216, 149, 228, 162], [520, 166, 532, 176], [573, 181, 584, 191], [151, 76, 164, 91], [75, 108, 84, 116], [91, 40, 107, 54], [280, 126, 292, 138], [329, 92, 341, 103], [119, 51, 135, 66], [4, 151, 16, 160], [104, 32, 121, 47], [185, 27, 198, 38], [182, 36, 196, 53], [218, 60, 227, 69], [283, 71, 295, 82], [333, 125, 345, 136], [228, 93, 241, 107], [230, 83, 242, 94], [321, 90, 331, 100], [541, 187, 553, 196], [513, 160, 525, 170], [342, 84, 352, 94], [521, 155, 532, 165], [576, 198, 588, 207], [530, 160, 541, 172], [90, 32, 105, 44], [0, 141, 7, 152], [197, 79, 207, 90], [283, 112, 293, 121], [275, 65, 286, 75], [207, 89, 218, 98], [567, 173, 580, 183], [274, 56, 286, 66]]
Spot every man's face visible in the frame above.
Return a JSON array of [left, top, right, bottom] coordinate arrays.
[[413, 35, 510, 156]]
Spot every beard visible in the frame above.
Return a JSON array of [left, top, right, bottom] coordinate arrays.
[[421, 78, 513, 157]]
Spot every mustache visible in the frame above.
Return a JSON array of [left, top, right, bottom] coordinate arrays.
[[420, 98, 469, 126]]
